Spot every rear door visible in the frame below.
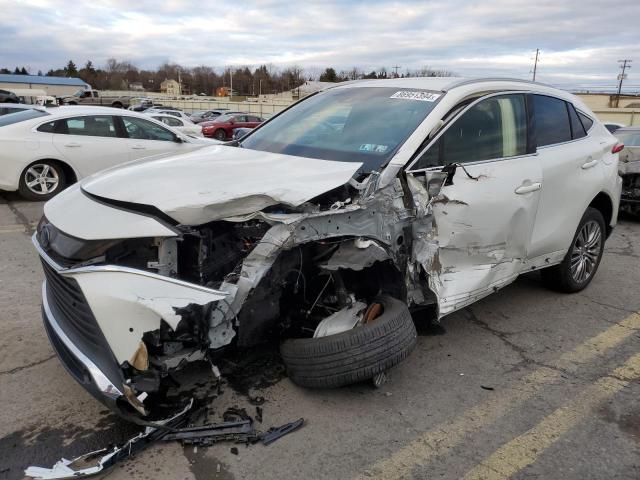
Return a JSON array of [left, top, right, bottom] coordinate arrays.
[[405, 93, 542, 315], [527, 95, 605, 262], [51, 115, 129, 176]]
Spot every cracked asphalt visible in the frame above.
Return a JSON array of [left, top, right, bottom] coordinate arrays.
[[0, 192, 638, 480]]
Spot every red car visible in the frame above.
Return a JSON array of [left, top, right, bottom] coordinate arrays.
[[201, 113, 263, 140]]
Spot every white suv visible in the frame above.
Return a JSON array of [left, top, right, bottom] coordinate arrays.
[[34, 78, 622, 422]]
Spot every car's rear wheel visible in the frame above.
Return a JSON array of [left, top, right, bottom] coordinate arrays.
[[541, 207, 605, 292], [214, 129, 227, 141], [18, 161, 67, 201], [280, 295, 417, 388], [112, 102, 123, 108]]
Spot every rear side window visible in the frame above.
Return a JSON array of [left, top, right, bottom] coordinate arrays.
[[0, 109, 49, 127], [533, 95, 572, 147], [60, 116, 118, 137], [578, 112, 594, 132], [568, 104, 586, 139]]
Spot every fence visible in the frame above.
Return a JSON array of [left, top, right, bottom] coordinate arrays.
[[591, 109, 640, 126]]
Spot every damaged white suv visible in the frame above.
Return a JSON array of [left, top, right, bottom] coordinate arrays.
[[34, 78, 622, 422]]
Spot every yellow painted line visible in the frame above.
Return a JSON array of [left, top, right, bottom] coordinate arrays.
[[463, 352, 640, 480], [357, 312, 640, 479]]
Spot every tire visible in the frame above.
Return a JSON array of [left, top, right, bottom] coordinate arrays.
[[67, 101, 78, 105], [541, 207, 606, 293], [18, 161, 67, 201], [214, 129, 227, 141], [280, 295, 417, 388], [111, 102, 123, 108]]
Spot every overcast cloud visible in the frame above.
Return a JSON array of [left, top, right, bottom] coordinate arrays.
[[1, 0, 639, 88]]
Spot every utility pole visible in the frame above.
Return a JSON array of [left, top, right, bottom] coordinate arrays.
[[229, 68, 233, 102], [532, 49, 540, 82], [616, 59, 632, 107], [392, 65, 401, 78]]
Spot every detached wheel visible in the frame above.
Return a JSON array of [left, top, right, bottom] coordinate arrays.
[[18, 161, 67, 201], [214, 129, 227, 141], [541, 207, 605, 293], [280, 295, 417, 388]]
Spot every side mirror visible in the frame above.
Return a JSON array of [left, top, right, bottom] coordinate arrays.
[[174, 134, 184, 143]]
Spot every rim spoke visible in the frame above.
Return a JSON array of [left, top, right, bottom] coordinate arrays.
[[41, 164, 50, 177], [27, 179, 39, 187], [27, 167, 39, 178]]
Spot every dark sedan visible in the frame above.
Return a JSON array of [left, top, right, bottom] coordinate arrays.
[[0, 89, 20, 103], [201, 113, 263, 140]]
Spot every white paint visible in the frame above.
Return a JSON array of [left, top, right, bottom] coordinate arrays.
[[44, 183, 177, 240], [66, 269, 226, 363], [81, 145, 363, 225]]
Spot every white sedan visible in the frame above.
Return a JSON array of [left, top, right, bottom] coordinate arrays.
[[0, 106, 217, 200], [148, 113, 204, 137]]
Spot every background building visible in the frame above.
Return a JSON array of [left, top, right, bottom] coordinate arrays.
[[0, 74, 88, 96], [160, 79, 181, 95]]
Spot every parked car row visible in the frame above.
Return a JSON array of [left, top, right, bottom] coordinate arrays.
[[0, 106, 219, 200]]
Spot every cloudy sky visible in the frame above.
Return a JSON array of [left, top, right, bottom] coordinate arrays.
[[2, 0, 639, 89]]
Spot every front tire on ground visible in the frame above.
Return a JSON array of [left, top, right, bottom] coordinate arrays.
[[280, 295, 417, 388], [541, 207, 606, 293], [18, 161, 67, 201], [214, 129, 227, 141]]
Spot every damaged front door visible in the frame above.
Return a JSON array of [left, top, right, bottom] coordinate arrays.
[[406, 93, 542, 315]]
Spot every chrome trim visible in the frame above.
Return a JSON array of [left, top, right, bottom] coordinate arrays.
[[32, 233, 228, 297], [42, 280, 123, 399]]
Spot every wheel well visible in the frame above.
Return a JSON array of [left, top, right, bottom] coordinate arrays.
[[589, 192, 613, 237]]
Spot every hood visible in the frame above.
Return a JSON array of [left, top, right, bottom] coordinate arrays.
[[82, 145, 362, 225]]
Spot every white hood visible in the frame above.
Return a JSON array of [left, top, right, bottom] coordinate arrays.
[[82, 145, 362, 225]]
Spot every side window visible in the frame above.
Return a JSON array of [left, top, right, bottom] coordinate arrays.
[[578, 112, 594, 132], [55, 116, 117, 137], [37, 121, 56, 133], [122, 117, 176, 141], [413, 94, 527, 168], [533, 95, 572, 147], [235, 115, 247, 122], [248, 116, 261, 122], [568, 104, 586, 139], [165, 117, 183, 127], [167, 111, 180, 117]]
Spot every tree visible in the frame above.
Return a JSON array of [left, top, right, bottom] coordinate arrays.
[[363, 70, 378, 79], [0, 68, 10, 74], [319, 67, 338, 82], [37, 70, 43, 76], [64, 60, 77, 76], [20, 67, 28, 75], [13, 67, 20, 74]]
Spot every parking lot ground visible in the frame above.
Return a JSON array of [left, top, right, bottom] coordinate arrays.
[[0, 192, 638, 480]]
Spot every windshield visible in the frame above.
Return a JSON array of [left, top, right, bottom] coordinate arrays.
[[0, 109, 49, 127], [240, 86, 442, 172]]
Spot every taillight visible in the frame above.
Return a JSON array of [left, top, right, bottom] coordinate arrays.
[[612, 143, 624, 154]]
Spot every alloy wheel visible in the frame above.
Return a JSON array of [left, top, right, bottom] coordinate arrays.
[[570, 220, 602, 284], [24, 164, 60, 195]]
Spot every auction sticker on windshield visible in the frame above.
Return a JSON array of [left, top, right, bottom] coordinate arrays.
[[390, 91, 441, 102]]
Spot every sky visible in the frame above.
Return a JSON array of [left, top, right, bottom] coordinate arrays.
[[1, 0, 639, 90]]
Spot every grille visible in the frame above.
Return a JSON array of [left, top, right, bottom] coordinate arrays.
[[41, 259, 105, 349]]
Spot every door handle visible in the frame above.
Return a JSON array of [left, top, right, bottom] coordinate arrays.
[[581, 159, 598, 170], [131, 145, 146, 150], [64, 142, 81, 147], [515, 182, 542, 194]]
